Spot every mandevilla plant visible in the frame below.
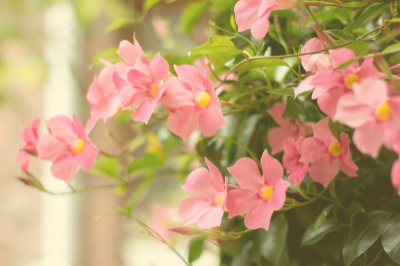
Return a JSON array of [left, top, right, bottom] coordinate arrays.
[[14, 0, 400, 265]]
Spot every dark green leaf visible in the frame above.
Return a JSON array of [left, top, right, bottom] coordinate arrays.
[[343, 3, 386, 32], [188, 237, 206, 263], [90, 156, 119, 178], [325, 29, 356, 42], [181, 0, 209, 33], [261, 212, 288, 263], [382, 214, 400, 263], [236, 114, 260, 158], [302, 219, 345, 246], [282, 98, 306, 122], [297, 89, 313, 102], [343, 211, 391, 266], [349, 202, 365, 228], [128, 153, 164, 173], [143, 0, 161, 10], [191, 36, 239, 55], [236, 58, 289, 76], [231, 241, 254, 266], [266, 87, 294, 97], [103, 19, 133, 34], [328, 118, 341, 141], [314, 205, 335, 230]]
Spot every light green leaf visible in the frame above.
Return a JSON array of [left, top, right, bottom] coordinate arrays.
[[343, 2, 368, 8], [343, 3, 386, 32], [383, 43, 400, 53], [191, 36, 239, 55], [90, 156, 119, 178], [188, 237, 206, 263], [128, 153, 164, 173], [314, 205, 335, 230], [382, 214, 400, 263], [266, 87, 294, 97], [302, 219, 345, 246], [103, 19, 133, 34], [236, 58, 289, 76], [143, 0, 161, 10], [181, 0, 209, 33], [343, 211, 391, 266], [325, 29, 356, 42]]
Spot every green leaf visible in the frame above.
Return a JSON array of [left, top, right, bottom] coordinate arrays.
[[236, 58, 289, 76], [103, 19, 133, 34], [90, 156, 119, 178], [302, 219, 345, 246], [328, 118, 341, 141], [143, 0, 161, 10], [188, 237, 206, 263], [343, 211, 391, 266], [91, 47, 122, 66], [180, 0, 209, 34], [260, 212, 288, 263], [383, 43, 400, 54], [231, 241, 254, 266], [349, 202, 365, 228], [343, 2, 368, 8], [230, 12, 237, 32], [314, 205, 335, 230], [382, 214, 400, 263], [282, 98, 306, 122], [325, 29, 356, 42], [343, 3, 386, 32], [191, 36, 239, 55], [127, 153, 164, 173], [266, 87, 294, 97]]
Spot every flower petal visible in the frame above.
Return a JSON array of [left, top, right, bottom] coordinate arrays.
[[197, 205, 224, 229], [166, 106, 201, 141], [150, 53, 169, 84], [182, 167, 216, 199], [226, 189, 259, 218], [309, 155, 339, 187], [178, 197, 213, 225], [174, 65, 205, 93], [261, 149, 284, 186], [227, 157, 263, 189], [79, 140, 99, 171], [50, 154, 80, 184], [198, 101, 225, 137], [46, 115, 77, 143], [37, 135, 70, 161], [244, 201, 273, 230]]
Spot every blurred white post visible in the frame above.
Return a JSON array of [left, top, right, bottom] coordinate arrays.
[[40, 2, 82, 266]]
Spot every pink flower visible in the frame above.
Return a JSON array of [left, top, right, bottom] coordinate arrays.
[[86, 61, 126, 133], [301, 117, 358, 187], [282, 137, 309, 185], [14, 118, 41, 172], [159, 65, 225, 141], [117, 34, 149, 74], [297, 49, 381, 117], [335, 79, 400, 158], [178, 157, 227, 229], [300, 38, 332, 72], [37, 114, 99, 183], [234, 0, 298, 39], [267, 102, 313, 154], [226, 150, 290, 230], [148, 205, 179, 243], [119, 53, 169, 124]]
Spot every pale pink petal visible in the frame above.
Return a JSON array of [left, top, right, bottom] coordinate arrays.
[[95, 94, 121, 122], [288, 164, 309, 185], [37, 135, 70, 161], [352, 79, 388, 107], [119, 86, 150, 109], [330, 48, 357, 70], [301, 38, 325, 71], [159, 77, 195, 108], [269, 180, 290, 210], [307, 54, 332, 72], [309, 155, 339, 187], [312, 117, 337, 145], [353, 121, 383, 158], [204, 73, 216, 100], [198, 101, 225, 137], [390, 63, 400, 74], [131, 99, 157, 124], [259, 0, 275, 17], [251, 12, 270, 39], [391, 160, 400, 195], [72, 114, 86, 141], [174, 65, 205, 93], [15, 150, 30, 172], [356, 58, 381, 80], [46, 115, 77, 143], [21, 118, 41, 151], [311, 24, 337, 48], [267, 102, 287, 126], [261, 149, 284, 186], [317, 86, 345, 117], [234, 0, 260, 32], [294, 75, 315, 97], [182, 167, 216, 199], [79, 140, 98, 171], [226, 189, 259, 218], [244, 201, 273, 230], [126, 69, 153, 89], [300, 137, 326, 163], [334, 93, 374, 128], [166, 106, 201, 141], [179, 197, 213, 225], [205, 157, 224, 192], [85, 115, 99, 136], [50, 154, 80, 184], [150, 53, 169, 84], [197, 205, 224, 229], [338, 132, 358, 177], [227, 157, 263, 189], [267, 126, 297, 154], [97, 66, 116, 96]]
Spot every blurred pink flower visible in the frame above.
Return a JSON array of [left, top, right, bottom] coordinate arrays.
[[234, 0, 298, 39], [335, 79, 400, 158], [149, 205, 179, 243], [160, 65, 225, 141], [14, 118, 41, 172], [300, 38, 332, 72], [120, 53, 169, 124], [37, 114, 99, 183], [179, 157, 227, 229], [226, 150, 290, 230], [267, 102, 313, 154], [282, 137, 309, 185], [117, 34, 150, 74], [301, 117, 358, 187]]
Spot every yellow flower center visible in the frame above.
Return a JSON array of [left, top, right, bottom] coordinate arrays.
[[150, 84, 158, 98], [72, 139, 85, 154], [328, 142, 342, 157], [375, 102, 391, 121], [196, 91, 211, 108], [344, 73, 360, 90], [260, 186, 273, 200], [214, 192, 225, 206]]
